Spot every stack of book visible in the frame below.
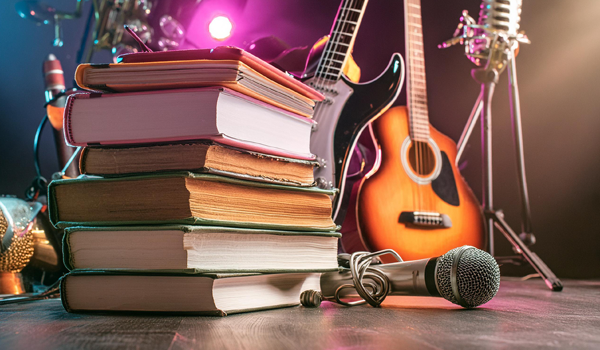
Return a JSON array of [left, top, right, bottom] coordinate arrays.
[[50, 47, 339, 316]]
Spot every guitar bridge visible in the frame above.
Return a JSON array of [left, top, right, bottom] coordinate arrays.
[[398, 211, 452, 228]]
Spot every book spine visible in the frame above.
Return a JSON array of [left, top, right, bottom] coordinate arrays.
[[62, 231, 74, 270], [59, 275, 73, 313], [47, 181, 60, 228], [74, 64, 86, 90], [63, 94, 80, 146], [78, 147, 89, 174]]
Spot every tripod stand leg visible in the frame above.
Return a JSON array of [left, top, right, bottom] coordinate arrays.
[[507, 50, 534, 237], [456, 91, 483, 165], [488, 210, 563, 291]]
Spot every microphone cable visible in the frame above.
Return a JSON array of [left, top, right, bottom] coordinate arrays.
[[25, 115, 50, 201], [301, 249, 404, 308]]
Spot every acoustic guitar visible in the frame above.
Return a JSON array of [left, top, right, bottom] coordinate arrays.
[[353, 0, 485, 261]]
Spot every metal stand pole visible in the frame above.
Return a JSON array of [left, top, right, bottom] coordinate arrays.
[[462, 51, 562, 292], [481, 77, 497, 256]]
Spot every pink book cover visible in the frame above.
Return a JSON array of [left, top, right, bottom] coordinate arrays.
[[63, 87, 317, 161]]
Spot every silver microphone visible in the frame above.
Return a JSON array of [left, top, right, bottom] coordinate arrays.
[[308, 246, 500, 309], [438, 0, 529, 67]]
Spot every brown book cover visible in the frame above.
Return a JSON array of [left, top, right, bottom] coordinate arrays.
[[48, 173, 338, 231], [80, 142, 317, 187]]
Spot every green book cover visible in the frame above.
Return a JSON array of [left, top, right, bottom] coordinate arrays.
[[60, 269, 327, 316], [62, 224, 341, 271]]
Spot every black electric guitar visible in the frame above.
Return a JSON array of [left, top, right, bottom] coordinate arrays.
[[303, 0, 405, 224]]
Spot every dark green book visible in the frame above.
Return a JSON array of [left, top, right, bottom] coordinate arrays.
[[60, 270, 324, 316], [48, 172, 338, 231], [62, 225, 341, 272]]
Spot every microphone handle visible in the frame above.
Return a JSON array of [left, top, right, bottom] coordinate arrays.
[[320, 258, 440, 300]]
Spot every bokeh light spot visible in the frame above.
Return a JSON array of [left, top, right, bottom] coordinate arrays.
[[208, 16, 233, 41]]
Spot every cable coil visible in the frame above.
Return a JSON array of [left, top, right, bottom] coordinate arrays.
[[301, 249, 403, 308]]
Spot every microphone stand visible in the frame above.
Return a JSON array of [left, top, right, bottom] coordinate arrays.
[[440, 12, 562, 291]]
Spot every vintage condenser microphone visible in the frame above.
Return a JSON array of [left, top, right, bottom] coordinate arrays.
[[302, 246, 500, 309], [438, 0, 529, 66]]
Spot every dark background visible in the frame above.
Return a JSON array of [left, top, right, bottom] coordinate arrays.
[[1, 0, 598, 278]]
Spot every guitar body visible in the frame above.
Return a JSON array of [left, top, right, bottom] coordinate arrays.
[[356, 106, 485, 261], [307, 54, 404, 223]]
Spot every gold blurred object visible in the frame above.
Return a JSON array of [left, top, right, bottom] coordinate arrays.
[[0, 209, 35, 273], [0, 209, 35, 295]]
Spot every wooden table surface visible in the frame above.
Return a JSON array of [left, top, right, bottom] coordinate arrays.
[[1, 278, 599, 349]]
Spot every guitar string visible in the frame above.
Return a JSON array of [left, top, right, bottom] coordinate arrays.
[[314, 0, 357, 188], [417, 0, 431, 214], [420, 0, 427, 214], [407, 0, 416, 214], [419, 1, 427, 213], [312, 0, 349, 153], [315, 0, 351, 122], [316, 0, 356, 91], [406, 0, 414, 212], [409, 0, 419, 213], [315, 0, 347, 90], [311, 0, 356, 197], [331, 0, 358, 87], [325, 0, 361, 89], [409, 0, 423, 214], [415, 0, 427, 213]]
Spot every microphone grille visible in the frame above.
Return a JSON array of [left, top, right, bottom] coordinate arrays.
[[435, 246, 500, 308], [478, 0, 523, 36]]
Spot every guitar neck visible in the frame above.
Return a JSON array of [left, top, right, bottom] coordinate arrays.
[[405, 0, 430, 141], [315, 0, 369, 83]]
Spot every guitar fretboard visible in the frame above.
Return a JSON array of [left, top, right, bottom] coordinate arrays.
[[315, 0, 368, 82], [405, 0, 430, 141]]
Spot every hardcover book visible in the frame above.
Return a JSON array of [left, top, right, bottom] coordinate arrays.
[[62, 225, 340, 271], [78, 46, 324, 105], [60, 270, 323, 316], [63, 87, 316, 160], [48, 173, 338, 231], [79, 142, 316, 186]]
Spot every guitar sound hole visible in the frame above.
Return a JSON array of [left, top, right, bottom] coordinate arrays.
[[408, 141, 436, 176]]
